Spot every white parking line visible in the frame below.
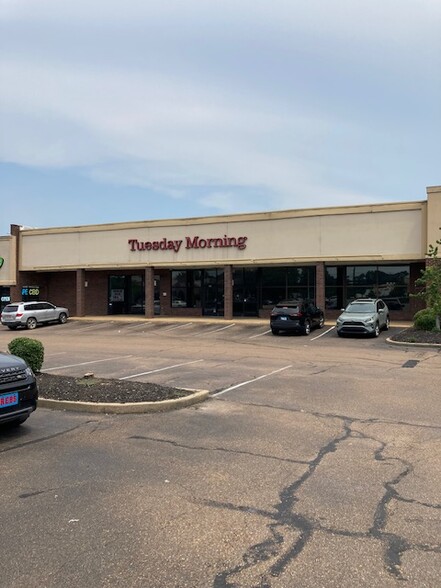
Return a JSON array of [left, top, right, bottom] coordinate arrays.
[[212, 364, 293, 397], [119, 359, 204, 380], [248, 329, 272, 339], [44, 355, 133, 371], [310, 326, 335, 341], [162, 322, 193, 332], [124, 322, 153, 330], [44, 352, 67, 357], [73, 322, 115, 333], [195, 323, 236, 336]]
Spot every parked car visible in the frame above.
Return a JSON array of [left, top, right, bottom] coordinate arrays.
[[336, 298, 390, 337], [0, 301, 69, 330], [270, 300, 325, 335], [0, 352, 38, 426]]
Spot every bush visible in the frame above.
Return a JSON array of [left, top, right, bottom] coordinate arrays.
[[413, 308, 437, 332], [8, 338, 44, 373]]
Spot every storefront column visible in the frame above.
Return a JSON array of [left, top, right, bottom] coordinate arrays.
[[145, 267, 155, 318], [76, 269, 86, 317], [315, 262, 325, 311], [224, 265, 233, 320]]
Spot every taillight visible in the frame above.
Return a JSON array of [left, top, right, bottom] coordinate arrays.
[[16, 313, 23, 318]]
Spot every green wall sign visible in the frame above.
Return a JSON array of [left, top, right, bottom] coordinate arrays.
[[0, 257, 4, 269]]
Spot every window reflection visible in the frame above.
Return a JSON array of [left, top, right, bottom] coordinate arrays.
[[325, 265, 410, 311]]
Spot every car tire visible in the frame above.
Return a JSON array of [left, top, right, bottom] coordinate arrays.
[[373, 323, 380, 337], [58, 312, 68, 324], [7, 326, 18, 330], [26, 317, 38, 330], [318, 316, 325, 328], [303, 320, 311, 336], [337, 331, 344, 337], [384, 317, 390, 331], [271, 328, 279, 335]]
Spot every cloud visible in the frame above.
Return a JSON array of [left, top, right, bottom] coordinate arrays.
[[0, 0, 440, 220]]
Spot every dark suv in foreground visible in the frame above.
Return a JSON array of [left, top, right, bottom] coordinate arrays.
[[270, 300, 325, 335], [0, 353, 38, 426]]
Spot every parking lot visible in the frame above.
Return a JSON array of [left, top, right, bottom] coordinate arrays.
[[1, 317, 441, 588], [0, 317, 421, 392]]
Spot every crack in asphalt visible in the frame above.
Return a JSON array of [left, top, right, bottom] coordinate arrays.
[[209, 421, 440, 587], [0, 420, 99, 454], [131, 404, 441, 587], [129, 435, 310, 466]]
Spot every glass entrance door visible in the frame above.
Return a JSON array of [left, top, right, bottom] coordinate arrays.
[[202, 269, 224, 316], [108, 275, 145, 314], [233, 268, 259, 316]]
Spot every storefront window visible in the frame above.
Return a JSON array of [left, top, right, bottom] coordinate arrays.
[[261, 266, 315, 306], [325, 265, 410, 311], [171, 271, 188, 307]]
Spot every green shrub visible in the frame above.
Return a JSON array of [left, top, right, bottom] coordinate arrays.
[[8, 338, 44, 373], [413, 308, 437, 332]]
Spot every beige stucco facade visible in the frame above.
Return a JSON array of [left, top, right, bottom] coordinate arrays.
[[19, 200, 427, 271], [1, 185, 439, 320], [0, 236, 16, 286]]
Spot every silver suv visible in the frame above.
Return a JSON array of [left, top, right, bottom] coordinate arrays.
[[336, 298, 390, 337], [0, 301, 69, 330]]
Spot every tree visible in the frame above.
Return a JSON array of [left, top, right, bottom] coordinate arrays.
[[414, 228, 441, 330]]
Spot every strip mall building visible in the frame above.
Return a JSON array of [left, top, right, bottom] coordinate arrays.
[[1, 185, 440, 320]]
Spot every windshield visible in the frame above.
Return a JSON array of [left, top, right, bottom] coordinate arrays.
[[346, 302, 375, 313]]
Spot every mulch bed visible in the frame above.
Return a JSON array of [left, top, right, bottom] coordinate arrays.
[[37, 373, 192, 403], [389, 327, 441, 345]]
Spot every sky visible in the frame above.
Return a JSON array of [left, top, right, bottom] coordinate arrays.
[[0, 0, 440, 234]]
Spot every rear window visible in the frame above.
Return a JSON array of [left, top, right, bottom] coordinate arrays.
[[2, 305, 19, 312], [275, 303, 300, 311]]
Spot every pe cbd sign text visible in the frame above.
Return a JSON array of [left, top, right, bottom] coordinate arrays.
[[128, 235, 247, 253]]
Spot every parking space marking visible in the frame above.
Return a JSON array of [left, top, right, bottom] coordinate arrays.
[[212, 364, 293, 397], [248, 329, 272, 339], [195, 323, 236, 336], [162, 322, 193, 332], [44, 352, 67, 357], [44, 355, 133, 371], [72, 322, 116, 333], [310, 326, 335, 341], [123, 322, 153, 330], [119, 359, 204, 380]]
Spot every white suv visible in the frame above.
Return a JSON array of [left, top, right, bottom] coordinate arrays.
[[1, 301, 69, 330], [336, 298, 390, 337]]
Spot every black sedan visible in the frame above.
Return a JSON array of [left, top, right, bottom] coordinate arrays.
[[270, 300, 325, 335]]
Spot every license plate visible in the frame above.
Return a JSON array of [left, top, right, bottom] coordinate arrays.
[[0, 392, 19, 408], [280, 316, 288, 321]]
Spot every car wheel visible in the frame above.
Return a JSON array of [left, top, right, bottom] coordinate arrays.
[[337, 331, 344, 337], [58, 312, 68, 324], [373, 323, 380, 337], [7, 326, 18, 330], [271, 328, 279, 335], [26, 317, 38, 330], [303, 320, 311, 336], [318, 316, 325, 328], [384, 317, 390, 331]]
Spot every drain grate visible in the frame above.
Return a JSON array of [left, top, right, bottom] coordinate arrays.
[[402, 360, 419, 368]]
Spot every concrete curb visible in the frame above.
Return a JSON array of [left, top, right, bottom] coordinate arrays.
[[386, 337, 441, 349], [38, 389, 210, 414]]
